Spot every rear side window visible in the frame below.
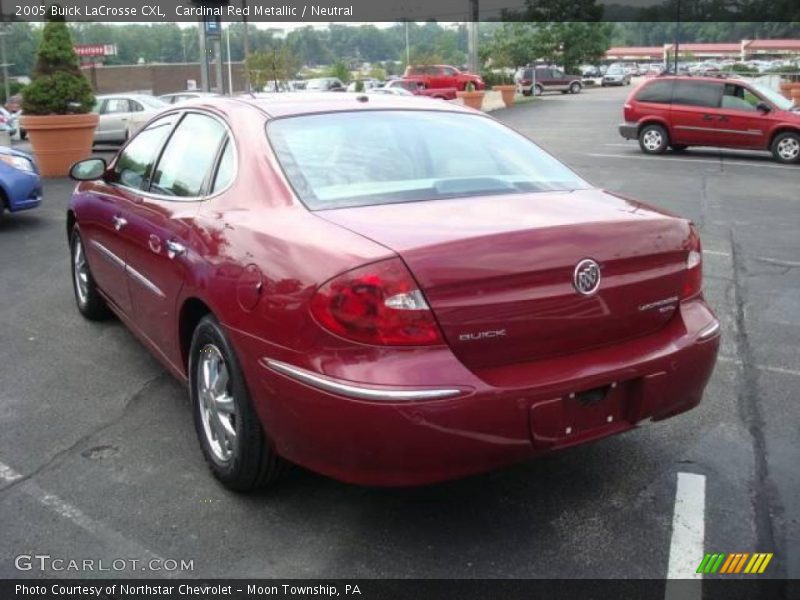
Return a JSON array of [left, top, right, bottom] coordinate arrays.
[[672, 81, 721, 108], [635, 80, 673, 104], [268, 110, 590, 210], [150, 113, 227, 198]]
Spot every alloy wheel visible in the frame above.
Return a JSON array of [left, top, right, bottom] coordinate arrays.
[[642, 130, 663, 151], [72, 236, 89, 306], [197, 344, 238, 463], [777, 137, 800, 161]]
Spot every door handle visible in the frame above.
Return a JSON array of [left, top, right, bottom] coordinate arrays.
[[165, 240, 187, 259], [112, 215, 127, 231], [718, 115, 729, 122], [702, 114, 714, 121]]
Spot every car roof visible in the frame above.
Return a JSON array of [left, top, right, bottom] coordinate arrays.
[[653, 75, 746, 84], [222, 92, 473, 119]]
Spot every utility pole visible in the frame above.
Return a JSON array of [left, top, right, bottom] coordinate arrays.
[[467, 0, 479, 74], [404, 20, 410, 67], [674, 0, 681, 73], [242, 0, 250, 90]]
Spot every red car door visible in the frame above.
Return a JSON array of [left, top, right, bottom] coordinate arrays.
[[669, 80, 725, 146], [123, 111, 230, 366], [78, 119, 177, 314], [75, 181, 134, 315], [715, 82, 771, 149]]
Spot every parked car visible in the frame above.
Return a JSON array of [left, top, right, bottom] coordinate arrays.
[[93, 94, 167, 144], [403, 65, 484, 91], [602, 64, 632, 87], [67, 94, 720, 490], [0, 146, 41, 215], [159, 91, 220, 105], [515, 66, 583, 96], [368, 87, 415, 97], [346, 78, 382, 92], [383, 79, 457, 100], [619, 76, 800, 163], [304, 78, 346, 92], [581, 66, 604, 87]]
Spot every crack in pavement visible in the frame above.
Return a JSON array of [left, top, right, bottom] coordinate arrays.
[[0, 373, 167, 495], [730, 228, 787, 594]]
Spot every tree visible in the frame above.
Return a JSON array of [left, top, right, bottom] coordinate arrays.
[[22, 6, 95, 115], [327, 60, 351, 83], [245, 44, 299, 92]]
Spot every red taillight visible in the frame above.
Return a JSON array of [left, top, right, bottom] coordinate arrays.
[[681, 225, 703, 300], [522, 79, 532, 85], [310, 258, 443, 346]]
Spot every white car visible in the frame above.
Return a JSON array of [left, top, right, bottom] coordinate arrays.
[[93, 94, 166, 144]]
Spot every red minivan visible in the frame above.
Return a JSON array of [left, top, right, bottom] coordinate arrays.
[[619, 76, 800, 164]]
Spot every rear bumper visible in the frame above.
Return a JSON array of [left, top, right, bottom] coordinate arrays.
[[619, 122, 639, 140], [228, 299, 720, 486]]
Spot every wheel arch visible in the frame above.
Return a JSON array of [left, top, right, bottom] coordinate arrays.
[[637, 118, 671, 136], [179, 297, 215, 374], [768, 126, 800, 150]]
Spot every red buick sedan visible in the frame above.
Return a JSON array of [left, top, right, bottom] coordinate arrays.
[[67, 94, 720, 490]]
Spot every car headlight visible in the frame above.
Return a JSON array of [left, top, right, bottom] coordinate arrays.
[[0, 154, 35, 173]]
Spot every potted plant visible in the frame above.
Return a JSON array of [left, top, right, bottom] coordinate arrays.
[[457, 81, 486, 111], [490, 53, 517, 107], [20, 5, 98, 177]]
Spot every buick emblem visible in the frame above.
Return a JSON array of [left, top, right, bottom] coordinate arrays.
[[573, 259, 601, 296]]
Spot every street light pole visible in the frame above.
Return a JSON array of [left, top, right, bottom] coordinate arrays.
[[467, 0, 479, 74], [405, 20, 410, 66], [674, 0, 681, 73]]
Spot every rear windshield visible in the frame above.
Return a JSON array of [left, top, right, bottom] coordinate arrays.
[[267, 110, 590, 210]]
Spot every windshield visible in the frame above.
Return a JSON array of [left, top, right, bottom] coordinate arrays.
[[749, 82, 795, 111], [268, 110, 590, 210]]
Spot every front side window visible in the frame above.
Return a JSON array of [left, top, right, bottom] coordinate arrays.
[[722, 84, 759, 111], [112, 115, 176, 190], [672, 81, 721, 108], [150, 113, 227, 198], [268, 110, 590, 210]]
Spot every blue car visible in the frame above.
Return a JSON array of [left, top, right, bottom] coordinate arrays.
[[0, 145, 42, 214]]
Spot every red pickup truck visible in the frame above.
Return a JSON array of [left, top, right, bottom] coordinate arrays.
[[384, 79, 457, 100], [403, 65, 485, 91]]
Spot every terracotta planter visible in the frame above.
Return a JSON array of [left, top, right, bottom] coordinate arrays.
[[20, 113, 99, 177], [779, 82, 793, 99], [456, 90, 485, 111], [492, 85, 516, 106], [792, 88, 800, 107]]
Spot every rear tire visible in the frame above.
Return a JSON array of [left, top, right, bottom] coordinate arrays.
[[189, 315, 285, 492], [770, 131, 800, 164], [569, 82, 582, 94], [638, 123, 669, 155], [522, 89, 532, 97], [70, 228, 111, 321]]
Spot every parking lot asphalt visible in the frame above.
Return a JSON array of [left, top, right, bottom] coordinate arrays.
[[0, 85, 798, 582]]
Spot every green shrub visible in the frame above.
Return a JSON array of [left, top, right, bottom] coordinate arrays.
[[465, 81, 476, 93], [22, 5, 95, 115], [354, 80, 365, 93]]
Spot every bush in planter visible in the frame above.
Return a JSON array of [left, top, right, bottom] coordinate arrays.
[[23, 7, 94, 115], [20, 5, 99, 176]]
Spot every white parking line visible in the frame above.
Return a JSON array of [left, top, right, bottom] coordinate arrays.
[[716, 356, 800, 378], [0, 460, 172, 571], [587, 153, 799, 172], [703, 250, 731, 257], [665, 472, 705, 599]]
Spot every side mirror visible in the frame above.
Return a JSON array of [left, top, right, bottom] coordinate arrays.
[[756, 101, 772, 113], [69, 158, 107, 181]]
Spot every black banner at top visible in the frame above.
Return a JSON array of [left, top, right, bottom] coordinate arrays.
[[2, 0, 800, 22]]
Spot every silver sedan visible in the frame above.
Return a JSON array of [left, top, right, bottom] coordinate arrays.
[[93, 94, 166, 144]]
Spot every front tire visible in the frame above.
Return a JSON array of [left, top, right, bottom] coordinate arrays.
[[534, 84, 543, 96], [70, 228, 111, 321], [771, 132, 800, 164], [190, 315, 285, 491], [638, 123, 669, 155]]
